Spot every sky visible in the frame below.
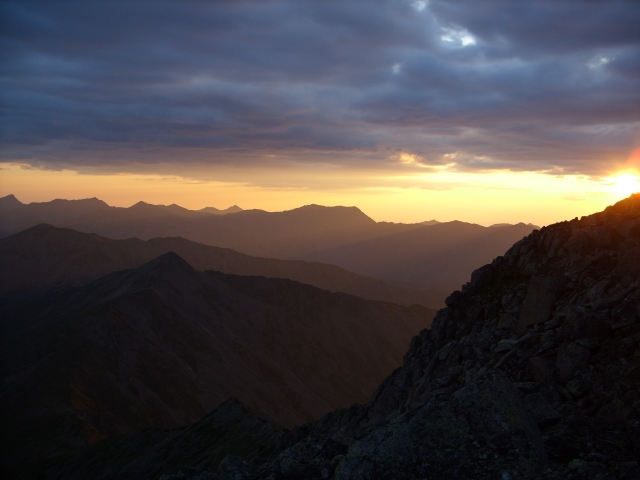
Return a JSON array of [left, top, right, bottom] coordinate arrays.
[[1, 0, 640, 225]]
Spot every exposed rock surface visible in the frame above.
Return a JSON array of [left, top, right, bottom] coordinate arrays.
[[0, 253, 432, 478], [57, 194, 640, 480]]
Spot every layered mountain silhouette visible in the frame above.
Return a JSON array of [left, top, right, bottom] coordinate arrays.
[[301, 220, 537, 291], [0, 195, 537, 304], [0, 253, 432, 477], [0, 196, 242, 237], [198, 205, 243, 215], [0, 224, 440, 308], [0, 193, 23, 212], [43, 194, 640, 479]]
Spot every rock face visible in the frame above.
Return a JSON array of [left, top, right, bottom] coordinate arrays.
[[72, 193, 639, 480], [518, 276, 567, 330]]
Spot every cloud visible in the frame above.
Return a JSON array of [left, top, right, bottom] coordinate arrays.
[[1, 0, 639, 176]]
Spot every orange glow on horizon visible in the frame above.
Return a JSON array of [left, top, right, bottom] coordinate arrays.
[[1, 162, 638, 227], [605, 173, 640, 198]]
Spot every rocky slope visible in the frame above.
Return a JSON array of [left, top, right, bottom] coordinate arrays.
[[0, 253, 433, 478], [53, 194, 640, 480], [0, 224, 441, 308]]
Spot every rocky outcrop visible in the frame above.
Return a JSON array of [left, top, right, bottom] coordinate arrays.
[[141, 194, 640, 480]]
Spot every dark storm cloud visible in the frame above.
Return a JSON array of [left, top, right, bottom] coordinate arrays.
[[1, 0, 639, 175]]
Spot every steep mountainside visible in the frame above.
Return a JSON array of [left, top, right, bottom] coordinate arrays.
[[53, 194, 640, 480], [0, 253, 432, 478], [0, 224, 440, 308]]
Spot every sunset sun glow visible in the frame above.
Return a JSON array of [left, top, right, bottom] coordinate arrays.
[[1, 1, 639, 226], [607, 174, 640, 198]]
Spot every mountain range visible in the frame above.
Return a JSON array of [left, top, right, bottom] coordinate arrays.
[[0, 252, 432, 477], [0, 195, 538, 305], [36, 193, 640, 480], [0, 224, 440, 308]]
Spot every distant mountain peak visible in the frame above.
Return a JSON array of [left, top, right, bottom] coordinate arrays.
[[198, 205, 244, 215], [0, 194, 24, 211], [130, 200, 154, 208], [141, 251, 195, 273], [289, 204, 375, 223], [489, 222, 540, 229]]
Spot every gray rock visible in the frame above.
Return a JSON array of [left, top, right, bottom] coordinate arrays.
[[495, 337, 519, 353], [523, 393, 562, 427], [334, 371, 548, 479], [529, 356, 555, 384], [438, 340, 458, 360], [517, 276, 567, 331], [556, 341, 590, 384]]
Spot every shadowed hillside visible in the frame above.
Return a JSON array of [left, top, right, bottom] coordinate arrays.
[[0, 253, 433, 477], [0, 224, 441, 309]]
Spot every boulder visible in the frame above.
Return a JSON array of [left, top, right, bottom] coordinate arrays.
[[529, 356, 555, 384], [523, 393, 562, 427], [556, 342, 590, 384], [517, 276, 566, 331]]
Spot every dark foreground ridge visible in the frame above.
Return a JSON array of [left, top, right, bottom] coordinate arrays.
[[49, 194, 640, 480]]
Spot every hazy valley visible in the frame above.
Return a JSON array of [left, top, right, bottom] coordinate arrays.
[[0, 195, 537, 307]]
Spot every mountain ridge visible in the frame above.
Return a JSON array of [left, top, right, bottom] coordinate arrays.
[[47, 194, 640, 479], [0, 195, 538, 297], [0, 251, 434, 477], [0, 223, 442, 309]]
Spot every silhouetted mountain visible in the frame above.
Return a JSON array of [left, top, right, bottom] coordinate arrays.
[[302, 220, 537, 292], [198, 205, 243, 215], [125, 201, 211, 218], [52, 194, 640, 479], [490, 222, 540, 229], [0, 197, 241, 236], [0, 224, 440, 308], [0, 197, 110, 235], [0, 194, 23, 212], [0, 196, 538, 305], [0, 253, 432, 477]]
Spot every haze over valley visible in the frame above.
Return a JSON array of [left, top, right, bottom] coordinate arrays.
[[0, 194, 537, 308]]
